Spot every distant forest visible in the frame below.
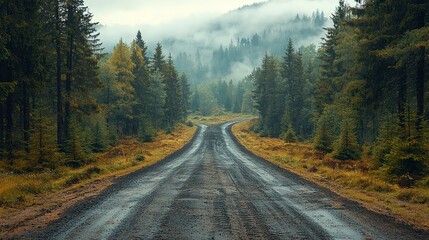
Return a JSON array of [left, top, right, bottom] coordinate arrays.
[[174, 10, 328, 84]]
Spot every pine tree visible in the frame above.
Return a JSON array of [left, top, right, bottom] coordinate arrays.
[[314, 0, 349, 118], [385, 109, 429, 185], [282, 125, 298, 143], [63, 118, 90, 167], [372, 119, 398, 167], [314, 109, 333, 152], [135, 30, 149, 65], [138, 117, 157, 142], [163, 55, 182, 128], [233, 81, 245, 113], [191, 88, 201, 113], [254, 54, 283, 137], [179, 73, 190, 119], [29, 106, 62, 169], [130, 40, 146, 135], [332, 117, 361, 160], [62, 0, 101, 156], [152, 43, 165, 73], [109, 39, 136, 136], [146, 70, 166, 128], [281, 39, 305, 138], [91, 118, 108, 152]]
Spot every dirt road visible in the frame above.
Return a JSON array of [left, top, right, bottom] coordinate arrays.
[[30, 120, 428, 239]]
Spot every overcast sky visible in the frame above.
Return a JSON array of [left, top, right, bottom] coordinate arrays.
[[85, 0, 349, 26]]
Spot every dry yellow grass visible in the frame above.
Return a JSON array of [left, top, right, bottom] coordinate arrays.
[[0, 124, 197, 207], [232, 119, 429, 230]]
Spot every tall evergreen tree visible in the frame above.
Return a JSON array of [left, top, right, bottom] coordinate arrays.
[[163, 55, 182, 128], [179, 73, 190, 119], [109, 39, 135, 136], [314, 0, 349, 118], [152, 43, 165, 73], [63, 0, 101, 155], [146, 70, 166, 128], [281, 39, 305, 139], [254, 54, 283, 137], [135, 30, 149, 65], [130, 40, 146, 135]]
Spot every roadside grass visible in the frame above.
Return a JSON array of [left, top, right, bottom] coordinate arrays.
[[232, 119, 429, 230], [0, 124, 197, 208]]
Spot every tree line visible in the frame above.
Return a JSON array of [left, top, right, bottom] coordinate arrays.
[[0, 1, 189, 169], [173, 9, 328, 85], [190, 77, 256, 116], [253, 0, 428, 186], [253, 39, 316, 141]]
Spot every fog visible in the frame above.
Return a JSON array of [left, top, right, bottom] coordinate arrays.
[[91, 0, 344, 49], [87, 0, 354, 82]]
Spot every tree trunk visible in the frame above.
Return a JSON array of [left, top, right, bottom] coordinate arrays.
[[416, 46, 425, 130], [22, 80, 30, 153], [0, 103, 4, 159], [65, 4, 74, 140], [56, 0, 63, 149], [397, 67, 407, 135], [415, 4, 425, 131], [6, 93, 13, 162]]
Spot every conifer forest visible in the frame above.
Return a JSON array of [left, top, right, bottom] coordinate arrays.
[[252, 0, 429, 186], [0, 0, 428, 206], [0, 1, 190, 169]]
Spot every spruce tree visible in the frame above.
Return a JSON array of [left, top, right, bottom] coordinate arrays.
[[130, 40, 146, 135], [191, 89, 201, 113], [281, 39, 305, 138], [385, 110, 429, 185], [179, 73, 190, 119], [282, 125, 298, 143], [91, 119, 108, 152], [135, 30, 149, 65], [63, 118, 90, 167], [147, 70, 166, 128], [314, 0, 349, 118], [163, 55, 181, 128], [152, 43, 165, 73], [332, 117, 361, 160], [314, 110, 333, 152], [254, 54, 283, 137]]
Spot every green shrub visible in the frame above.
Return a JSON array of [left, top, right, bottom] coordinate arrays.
[[91, 121, 108, 152], [332, 118, 361, 160], [134, 154, 145, 162], [314, 112, 333, 152], [386, 137, 428, 186], [281, 126, 298, 143], [138, 119, 157, 142]]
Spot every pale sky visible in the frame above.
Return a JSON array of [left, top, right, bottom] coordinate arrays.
[[85, 0, 347, 26]]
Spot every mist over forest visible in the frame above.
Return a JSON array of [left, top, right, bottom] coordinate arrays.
[[97, 0, 328, 84]]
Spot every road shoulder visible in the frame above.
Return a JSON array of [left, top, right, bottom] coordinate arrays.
[[0, 124, 198, 239], [230, 119, 429, 231]]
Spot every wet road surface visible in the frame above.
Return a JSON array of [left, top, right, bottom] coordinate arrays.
[[32, 120, 429, 239]]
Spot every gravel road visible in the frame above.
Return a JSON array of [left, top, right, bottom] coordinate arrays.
[[30, 120, 429, 239]]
